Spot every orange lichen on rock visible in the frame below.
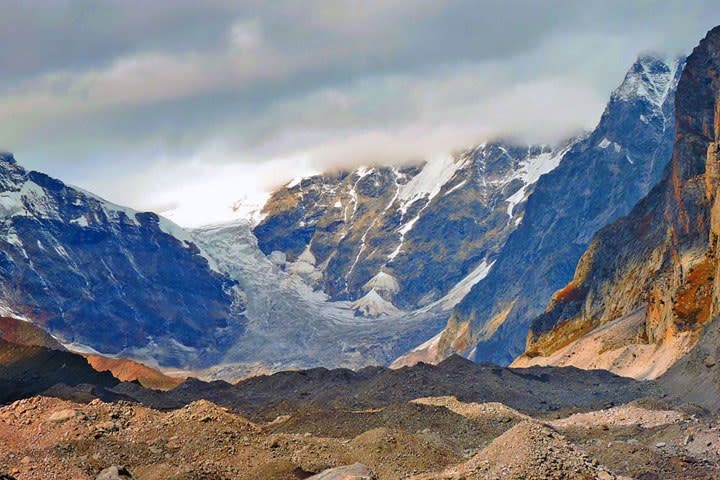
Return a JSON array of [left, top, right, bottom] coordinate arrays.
[[552, 283, 587, 304], [672, 257, 715, 328]]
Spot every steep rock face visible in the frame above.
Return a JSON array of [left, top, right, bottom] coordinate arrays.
[[399, 55, 684, 366], [0, 153, 246, 367], [516, 27, 720, 376], [255, 142, 572, 311]]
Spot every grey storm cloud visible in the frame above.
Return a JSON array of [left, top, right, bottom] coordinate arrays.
[[1, 0, 720, 225]]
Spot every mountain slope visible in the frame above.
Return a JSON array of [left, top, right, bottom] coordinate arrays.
[[514, 27, 720, 381], [397, 55, 684, 366], [0, 152, 246, 368], [254, 142, 573, 311]]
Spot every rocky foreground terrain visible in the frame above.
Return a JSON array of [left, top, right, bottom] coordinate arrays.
[[1, 341, 719, 480], [0, 391, 718, 480]]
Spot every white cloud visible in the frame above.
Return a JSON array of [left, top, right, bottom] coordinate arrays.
[[2, 1, 720, 226]]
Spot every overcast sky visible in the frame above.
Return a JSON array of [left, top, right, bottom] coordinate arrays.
[[2, 1, 720, 226]]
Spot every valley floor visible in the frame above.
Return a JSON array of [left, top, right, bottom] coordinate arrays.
[[1, 394, 718, 480]]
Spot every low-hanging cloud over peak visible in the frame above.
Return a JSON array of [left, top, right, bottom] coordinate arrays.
[[1, 0, 719, 226]]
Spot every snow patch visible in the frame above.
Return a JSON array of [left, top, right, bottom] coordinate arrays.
[[419, 259, 495, 312], [388, 155, 466, 260], [0, 192, 24, 217], [351, 289, 400, 317], [298, 246, 317, 265], [72, 186, 140, 226], [397, 154, 466, 214], [505, 143, 571, 218], [443, 179, 467, 197], [363, 271, 400, 295], [615, 56, 682, 108], [70, 215, 89, 227]]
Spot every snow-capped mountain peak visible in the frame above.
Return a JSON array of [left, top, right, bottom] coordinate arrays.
[[613, 55, 684, 107]]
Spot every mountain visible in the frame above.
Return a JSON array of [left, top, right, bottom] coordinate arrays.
[[0, 153, 461, 375], [0, 54, 686, 376], [395, 54, 685, 366], [254, 142, 574, 312], [512, 27, 720, 383], [0, 152, 246, 368]]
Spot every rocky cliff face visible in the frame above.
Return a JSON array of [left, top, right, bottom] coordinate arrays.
[[396, 55, 684, 366], [514, 26, 720, 378], [0, 153, 246, 367], [255, 142, 573, 312]]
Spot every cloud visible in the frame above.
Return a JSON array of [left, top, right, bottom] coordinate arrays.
[[1, 1, 719, 225]]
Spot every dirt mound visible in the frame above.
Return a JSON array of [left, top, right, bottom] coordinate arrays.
[[2, 395, 720, 479], [0, 339, 119, 403], [265, 401, 505, 454], [307, 463, 376, 479], [412, 396, 530, 422], [513, 307, 697, 380], [0, 397, 458, 480], [413, 421, 617, 480], [116, 356, 658, 420], [549, 404, 685, 429], [349, 427, 459, 479]]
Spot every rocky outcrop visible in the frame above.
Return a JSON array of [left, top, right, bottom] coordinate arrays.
[[255, 143, 573, 311], [95, 466, 134, 480], [411, 421, 620, 480], [399, 54, 684, 366], [0, 153, 246, 368], [516, 26, 720, 378]]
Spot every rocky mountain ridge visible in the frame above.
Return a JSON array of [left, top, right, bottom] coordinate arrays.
[[254, 141, 574, 312]]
